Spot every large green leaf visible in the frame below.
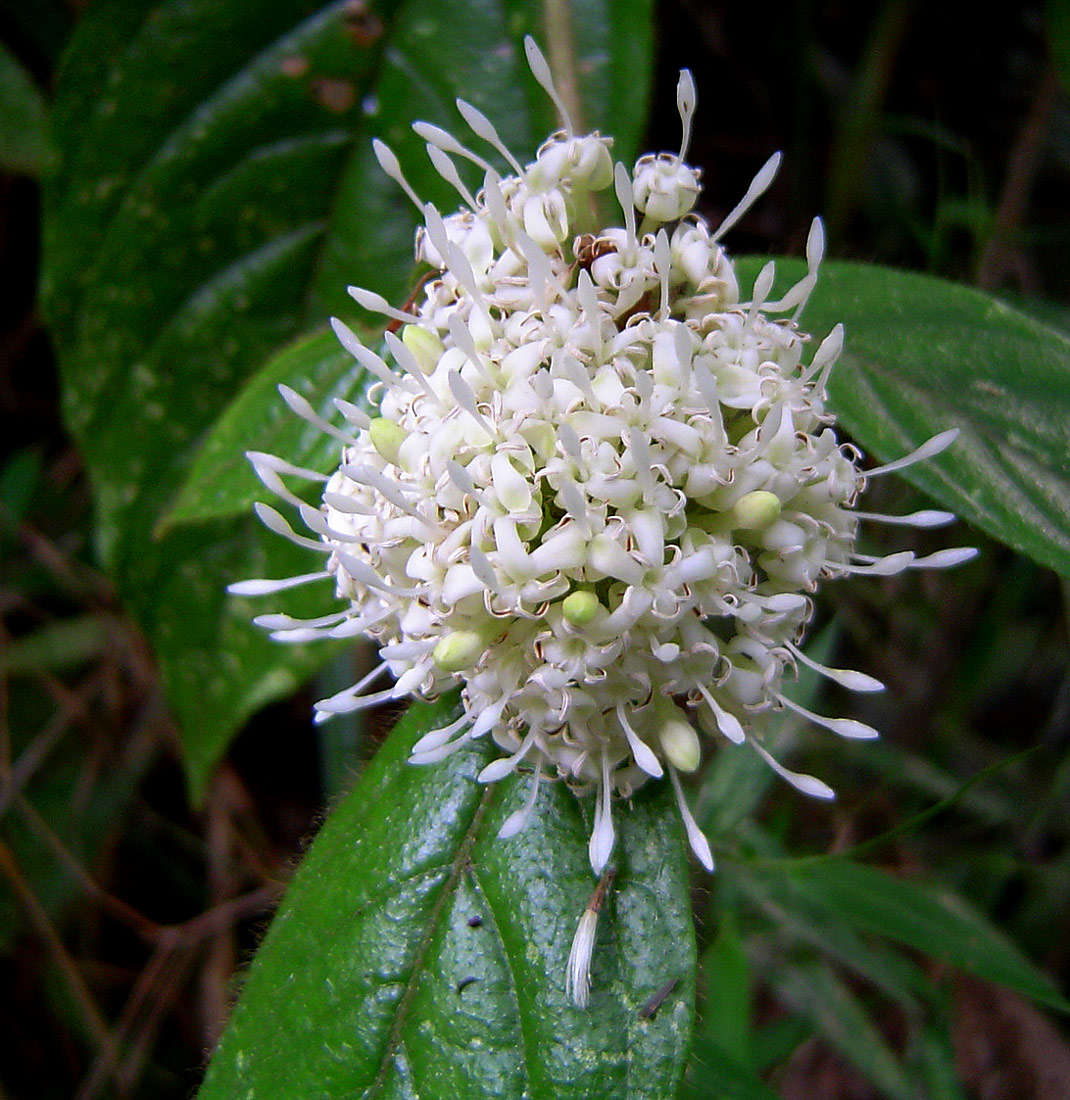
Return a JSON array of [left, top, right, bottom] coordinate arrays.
[[41, 0, 655, 797], [780, 858, 1069, 1012], [737, 258, 1070, 576], [199, 697, 695, 1098]]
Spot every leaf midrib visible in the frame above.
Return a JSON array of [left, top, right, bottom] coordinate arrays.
[[364, 782, 496, 1098]]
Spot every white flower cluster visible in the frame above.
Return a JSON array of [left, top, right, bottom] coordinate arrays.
[[233, 38, 973, 882]]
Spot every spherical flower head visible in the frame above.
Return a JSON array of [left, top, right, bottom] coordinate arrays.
[[235, 37, 973, 886]]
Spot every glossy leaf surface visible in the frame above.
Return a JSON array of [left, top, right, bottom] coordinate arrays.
[[199, 698, 696, 1098]]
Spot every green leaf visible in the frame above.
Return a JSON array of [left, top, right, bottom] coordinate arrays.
[[766, 960, 915, 1100], [730, 861, 929, 1009], [695, 910, 752, 1067], [783, 859, 1069, 1012], [679, 1045, 780, 1100], [0, 615, 110, 675], [737, 258, 1070, 576], [41, 0, 656, 796], [162, 328, 365, 528], [0, 42, 57, 176], [199, 697, 695, 1098]]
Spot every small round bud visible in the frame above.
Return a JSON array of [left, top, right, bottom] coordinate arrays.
[[633, 155, 701, 223], [658, 716, 701, 773], [369, 417, 407, 464], [432, 631, 485, 673], [732, 490, 782, 530], [401, 323, 444, 372], [562, 590, 602, 627]]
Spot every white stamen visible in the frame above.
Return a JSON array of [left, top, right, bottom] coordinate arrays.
[[776, 692, 880, 740], [696, 682, 745, 744], [339, 466, 435, 529], [713, 151, 781, 241], [382, 330, 437, 400], [329, 319, 406, 391], [372, 138, 422, 209], [456, 99, 524, 174], [910, 547, 978, 569], [750, 739, 836, 800], [411, 713, 471, 755], [614, 162, 638, 251], [835, 551, 916, 576], [447, 370, 494, 435], [801, 323, 844, 390], [784, 640, 884, 692], [865, 429, 959, 477], [333, 397, 372, 429], [523, 35, 574, 135], [498, 761, 543, 838], [347, 285, 420, 326], [277, 383, 357, 445], [478, 731, 536, 783], [668, 765, 714, 870], [322, 492, 375, 515], [315, 685, 399, 716], [335, 550, 420, 598], [227, 571, 330, 596], [616, 705, 664, 777], [253, 502, 332, 552], [676, 70, 697, 161], [588, 752, 616, 874], [412, 121, 491, 172], [425, 144, 478, 208], [852, 508, 956, 528], [654, 229, 671, 316]]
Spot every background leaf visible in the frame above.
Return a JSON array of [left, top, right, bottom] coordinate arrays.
[[737, 258, 1070, 576], [162, 327, 365, 528], [41, 0, 655, 797], [776, 858, 1069, 1012], [199, 697, 695, 1098], [0, 41, 57, 176], [764, 960, 915, 1100]]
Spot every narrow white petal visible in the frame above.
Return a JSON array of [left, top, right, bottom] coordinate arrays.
[[456, 98, 523, 173], [713, 151, 781, 241], [785, 641, 884, 693], [523, 35, 573, 134], [226, 571, 330, 596], [696, 683, 745, 744], [865, 428, 959, 477], [911, 547, 978, 569], [777, 693, 880, 740], [750, 740, 836, 800], [669, 766, 714, 871], [617, 706, 664, 778], [498, 762, 543, 839]]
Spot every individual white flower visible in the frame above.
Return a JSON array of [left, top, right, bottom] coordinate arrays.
[[231, 38, 975, 892]]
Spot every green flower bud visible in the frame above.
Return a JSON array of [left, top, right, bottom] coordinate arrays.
[[432, 630, 484, 672], [658, 716, 701, 773], [562, 590, 602, 627], [369, 417, 407, 464], [732, 490, 781, 530], [401, 323, 444, 373]]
